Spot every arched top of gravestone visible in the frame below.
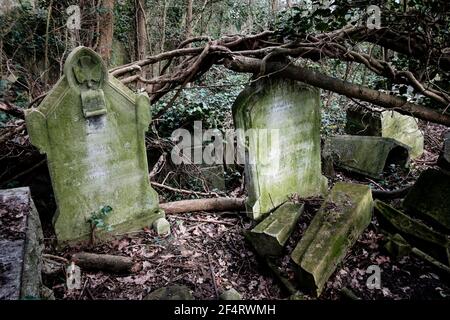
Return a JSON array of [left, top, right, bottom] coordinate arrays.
[[63, 46, 108, 94]]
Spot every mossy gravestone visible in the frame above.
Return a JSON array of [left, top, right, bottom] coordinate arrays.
[[232, 78, 327, 220], [291, 183, 373, 297], [25, 47, 168, 244], [346, 104, 424, 159]]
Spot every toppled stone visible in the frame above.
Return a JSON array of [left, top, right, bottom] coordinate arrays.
[[0, 187, 46, 300], [25, 47, 165, 244], [437, 132, 450, 172], [324, 135, 410, 179], [144, 285, 194, 300], [384, 233, 412, 258], [345, 104, 424, 158], [246, 202, 303, 256], [219, 288, 242, 300], [291, 183, 373, 296], [375, 200, 450, 265], [232, 77, 327, 220], [403, 169, 450, 231]]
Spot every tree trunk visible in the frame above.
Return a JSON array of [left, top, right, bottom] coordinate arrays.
[[72, 252, 137, 274], [135, 0, 148, 61], [160, 198, 245, 214], [224, 56, 450, 127], [186, 0, 193, 41], [97, 0, 114, 64]]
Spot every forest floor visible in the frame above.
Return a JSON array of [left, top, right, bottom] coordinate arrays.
[[39, 120, 450, 300]]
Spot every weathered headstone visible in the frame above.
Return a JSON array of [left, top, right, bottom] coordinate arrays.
[[232, 78, 327, 220], [246, 202, 303, 256], [25, 46, 168, 244], [403, 169, 450, 231], [0, 187, 47, 300], [345, 104, 424, 158], [324, 135, 410, 179], [291, 183, 373, 296]]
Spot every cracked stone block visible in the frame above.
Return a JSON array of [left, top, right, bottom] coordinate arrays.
[[291, 183, 373, 297], [246, 202, 304, 256]]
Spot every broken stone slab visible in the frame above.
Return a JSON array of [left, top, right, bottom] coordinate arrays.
[[437, 132, 450, 172], [291, 182, 373, 297], [144, 285, 194, 300], [219, 288, 242, 300], [374, 200, 450, 265], [0, 187, 47, 300], [232, 77, 327, 220], [345, 104, 424, 158], [25, 46, 168, 244], [324, 135, 410, 179], [403, 169, 450, 231], [384, 233, 450, 275], [246, 202, 303, 256]]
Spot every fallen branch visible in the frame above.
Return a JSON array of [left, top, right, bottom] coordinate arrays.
[[151, 181, 221, 198], [371, 185, 413, 200], [71, 252, 138, 274], [0, 100, 25, 119], [160, 197, 245, 214], [224, 56, 450, 127]]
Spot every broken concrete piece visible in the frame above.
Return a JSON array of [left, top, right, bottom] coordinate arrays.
[[246, 202, 303, 256], [345, 104, 424, 158], [219, 288, 242, 300], [233, 77, 327, 220], [0, 187, 46, 300], [403, 169, 450, 231], [144, 285, 194, 300], [291, 183, 373, 297], [324, 135, 410, 179], [374, 200, 450, 265], [25, 47, 166, 244]]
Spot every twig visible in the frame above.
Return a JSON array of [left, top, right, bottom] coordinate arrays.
[[207, 252, 219, 299], [171, 216, 235, 226], [151, 181, 221, 197], [43, 253, 69, 265]]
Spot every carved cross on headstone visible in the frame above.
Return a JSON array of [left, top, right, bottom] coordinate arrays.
[[25, 46, 169, 244]]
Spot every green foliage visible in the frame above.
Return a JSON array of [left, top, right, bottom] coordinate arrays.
[[87, 205, 113, 232], [152, 67, 249, 136]]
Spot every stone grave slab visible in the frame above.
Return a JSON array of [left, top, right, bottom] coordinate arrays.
[[246, 202, 303, 257], [0, 187, 45, 300], [324, 135, 410, 179], [403, 169, 450, 231], [291, 183, 373, 296], [25, 46, 167, 244], [345, 104, 424, 158], [232, 77, 327, 220]]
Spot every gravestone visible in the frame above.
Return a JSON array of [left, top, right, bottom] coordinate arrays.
[[291, 183, 373, 297], [25, 46, 168, 244], [324, 135, 410, 179], [0, 187, 47, 300], [345, 104, 424, 158], [437, 132, 450, 172], [232, 78, 327, 220], [403, 169, 450, 231]]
